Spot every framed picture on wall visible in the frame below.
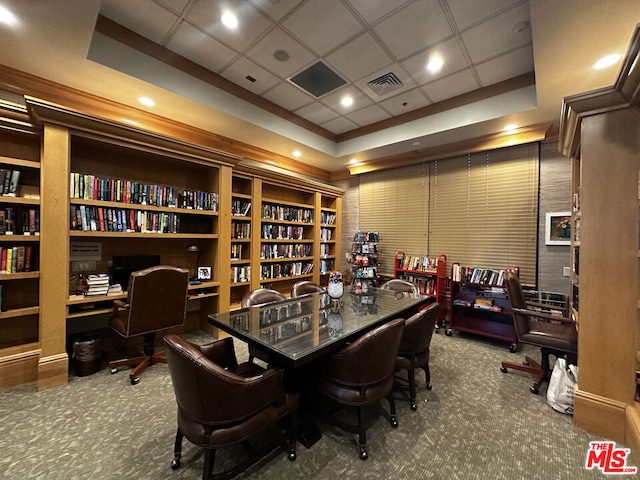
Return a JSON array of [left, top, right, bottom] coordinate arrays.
[[545, 212, 571, 245]]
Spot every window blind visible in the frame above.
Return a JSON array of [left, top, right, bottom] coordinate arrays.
[[358, 143, 539, 285]]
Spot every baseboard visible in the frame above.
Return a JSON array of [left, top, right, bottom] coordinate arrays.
[[0, 346, 40, 389], [626, 403, 640, 454], [37, 353, 69, 391], [574, 387, 627, 443]]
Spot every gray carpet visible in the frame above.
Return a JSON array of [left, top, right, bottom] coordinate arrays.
[[0, 329, 635, 480]]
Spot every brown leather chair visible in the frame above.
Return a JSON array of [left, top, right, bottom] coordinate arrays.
[[241, 288, 287, 364], [163, 335, 298, 479], [241, 288, 286, 307], [395, 302, 439, 410], [291, 280, 324, 297], [380, 278, 421, 297], [500, 269, 578, 394], [313, 317, 405, 460], [108, 265, 189, 385]]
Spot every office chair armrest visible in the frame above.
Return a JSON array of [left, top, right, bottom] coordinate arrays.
[[513, 307, 573, 324], [111, 299, 129, 317], [200, 337, 238, 370]]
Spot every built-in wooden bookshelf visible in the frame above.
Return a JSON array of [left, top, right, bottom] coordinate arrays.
[[558, 24, 640, 448]]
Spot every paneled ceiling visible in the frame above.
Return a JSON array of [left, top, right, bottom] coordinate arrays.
[[0, 0, 638, 176]]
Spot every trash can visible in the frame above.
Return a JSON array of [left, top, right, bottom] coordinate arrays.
[[72, 335, 102, 377]]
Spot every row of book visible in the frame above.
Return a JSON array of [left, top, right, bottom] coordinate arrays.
[[398, 274, 436, 295], [71, 205, 188, 234], [320, 227, 332, 241], [262, 204, 313, 223], [320, 258, 334, 274], [0, 245, 35, 273], [230, 266, 250, 283], [231, 222, 250, 239], [451, 264, 519, 286], [354, 231, 379, 243], [319, 244, 332, 257], [452, 299, 503, 312], [261, 224, 305, 240], [259, 261, 313, 280], [231, 244, 244, 260], [70, 172, 219, 211], [0, 208, 39, 235], [396, 254, 440, 272], [351, 242, 378, 254], [320, 211, 336, 225], [260, 243, 311, 260], [232, 200, 251, 216], [0, 169, 22, 196]]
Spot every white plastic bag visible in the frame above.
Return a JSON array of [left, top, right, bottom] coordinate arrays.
[[547, 357, 578, 414]]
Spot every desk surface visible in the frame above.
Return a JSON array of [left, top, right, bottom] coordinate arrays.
[[208, 286, 427, 368]]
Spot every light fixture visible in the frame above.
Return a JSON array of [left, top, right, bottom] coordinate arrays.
[[292, 150, 301, 158], [0, 6, 17, 26], [427, 55, 444, 74], [503, 124, 518, 133], [349, 158, 358, 164], [138, 96, 155, 107], [592, 54, 621, 70], [221, 11, 238, 29], [341, 95, 353, 107], [185, 244, 201, 283]]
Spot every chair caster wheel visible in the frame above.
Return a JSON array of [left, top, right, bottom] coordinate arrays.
[[500, 367, 508, 373], [391, 416, 398, 428], [110, 367, 118, 374], [445, 329, 452, 337], [530, 386, 539, 394], [171, 458, 181, 470], [509, 343, 518, 353], [359, 446, 368, 460], [130, 377, 140, 385], [426, 383, 432, 390], [288, 451, 296, 462], [410, 402, 417, 411]]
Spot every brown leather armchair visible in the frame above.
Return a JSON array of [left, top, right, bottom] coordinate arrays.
[[380, 278, 421, 297], [291, 280, 324, 297], [500, 269, 578, 394], [108, 265, 189, 385], [395, 302, 439, 410], [313, 317, 405, 460], [241, 287, 286, 307], [163, 334, 299, 479]]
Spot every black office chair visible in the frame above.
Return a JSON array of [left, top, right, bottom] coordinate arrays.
[[108, 265, 189, 385], [500, 269, 578, 394]]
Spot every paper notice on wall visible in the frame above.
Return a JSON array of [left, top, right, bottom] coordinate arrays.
[[69, 242, 102, 261]]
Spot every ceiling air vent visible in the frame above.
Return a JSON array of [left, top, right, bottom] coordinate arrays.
[[367, 72, 403, 96]]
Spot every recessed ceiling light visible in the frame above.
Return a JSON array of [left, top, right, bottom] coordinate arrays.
[[341, 96, 353, 108], [349, 158, 358, 164], [503, 124, 518, 133], [593, 54, 621, 70], [412, 141, 420, 147], [292, 150, 301, 158], [221, 11, 238, 29], [427, 55, 444, 74], [0, 6, 17, 26], [138, 96, 155, 107]]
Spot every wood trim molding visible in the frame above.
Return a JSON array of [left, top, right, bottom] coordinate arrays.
[[37, 353, 69, 391], [574, 387, 628, 443], [559, 25, 640, 158]]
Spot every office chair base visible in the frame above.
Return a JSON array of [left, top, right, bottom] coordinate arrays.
[[500, 355, 549, 395], [108, 351, 168, 385]]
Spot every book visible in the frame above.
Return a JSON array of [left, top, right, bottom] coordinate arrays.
[[16, 246, 24, 272], [6, 247, 13, 273], [24, 246, 33, 272]]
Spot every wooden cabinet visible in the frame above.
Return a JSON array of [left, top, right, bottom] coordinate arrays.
[[393, 252, 447, 328], [558, 25, 640, 446], [0, 126, 42, 389]]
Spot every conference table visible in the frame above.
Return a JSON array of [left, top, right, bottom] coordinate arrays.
[[208, 285, 428, 368]]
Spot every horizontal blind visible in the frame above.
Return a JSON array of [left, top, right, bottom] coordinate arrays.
[[359, 163, 429, 276], [428, 143, 539, 285]]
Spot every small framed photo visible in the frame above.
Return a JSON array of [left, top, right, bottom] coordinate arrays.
[[197, 266, 212, 281], [545, 212, 571, 245]]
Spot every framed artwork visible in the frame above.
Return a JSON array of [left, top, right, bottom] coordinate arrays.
[[197, 266, 212, 281], [545, 212, 571, 245]]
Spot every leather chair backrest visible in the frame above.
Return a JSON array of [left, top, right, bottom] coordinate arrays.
[[291, 280, 324, 297], [504, 269, 532, 339], [164, 335, 280, 425], [380, 279, 420, 297], [242, 288, 286, 308], [123, 265, 189, 336], [323, 317, 405, 387], [398, 302, 439, 354]]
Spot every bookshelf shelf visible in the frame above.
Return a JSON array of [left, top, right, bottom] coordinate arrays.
[[0, 305, 39, 319], [0, 195, 40, 206], [69, 198, 220, 216], [69, 231, 218, 239], [0, 271, 39, 280]]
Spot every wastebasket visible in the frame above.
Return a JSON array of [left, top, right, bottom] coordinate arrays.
[[72, 335, 102, 377]]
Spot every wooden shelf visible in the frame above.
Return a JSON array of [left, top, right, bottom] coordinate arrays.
[[0, 271, 39, 280], [0, 156, 40, 169], [70, 198, 219, 216], [0, 195, 40, 205], [262, 274, 313, 283], [260, 256, 314, 263], [0, 306, 39, 319], [69, 231, 218, 239], [0, 235, 40, 242]]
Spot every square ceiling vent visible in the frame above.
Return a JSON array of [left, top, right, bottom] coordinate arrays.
[[367, 72, 403, 96], [289, 61, 347, 97]]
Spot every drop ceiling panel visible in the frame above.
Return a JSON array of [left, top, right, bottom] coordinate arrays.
[[282, 0, 364, 55], [460, 2, 532, 64], [346, 104, 392, 127], [187, 0, 272, 51], [347, 0, 412, 24], [373, 0, 453, 59], [167, 22, 238, 72], [325, 32, 394, 82], [321, 116, 360, 135], [401, 37, 469, 86], [245, 26, 315, 78], [220, 55, 281, 95], [420, 69, 478, 103], [294, 101, 340, 125], [447, 0, 525, 30], [262, 81, 314, 110], [475, 46, 534, 86], [378, 88, 432, 116], [156, 0, 192, 14], [100, 0, 179, 44], [320, 86, 373, 113]]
